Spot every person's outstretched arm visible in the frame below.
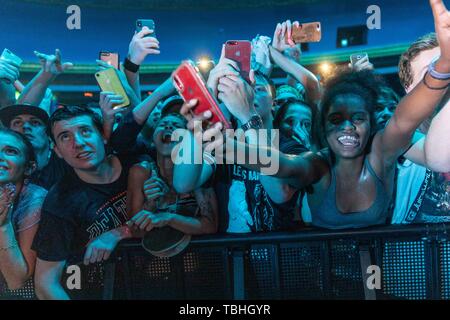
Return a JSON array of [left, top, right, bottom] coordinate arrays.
[[269, 20, 321, 104], [374, 0, 450, 166], [17, 49, 72, 106], [124, 26, 160, 100]]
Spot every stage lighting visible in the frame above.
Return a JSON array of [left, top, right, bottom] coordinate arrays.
[[197, 56, 215, 71], [319, 62, 333, 75]]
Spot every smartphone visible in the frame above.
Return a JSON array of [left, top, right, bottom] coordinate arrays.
[[99, 51, 119, 69], [350, 53, 369, 66], [172, 60, 232, 129], [136, 19, 156, 38], [95, 68, 130, 109], [1, 48, 23, 66], [291, 22, 322, 43], [224, 40, 251, 84]]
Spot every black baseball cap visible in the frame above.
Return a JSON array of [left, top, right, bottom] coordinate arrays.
[[0, 104, 49, 127]]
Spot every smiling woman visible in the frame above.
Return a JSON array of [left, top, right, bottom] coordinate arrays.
[[0, 128, 47, 292]]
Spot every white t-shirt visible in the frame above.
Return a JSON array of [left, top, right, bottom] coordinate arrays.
[[391, 160, 427, 224]]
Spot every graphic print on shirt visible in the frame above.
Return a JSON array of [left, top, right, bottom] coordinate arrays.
[[86, 191, 128, 239], [412, 171, 450, 223], [228, 165, 276, 232]]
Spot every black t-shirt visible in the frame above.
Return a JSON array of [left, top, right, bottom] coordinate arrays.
[[32, 154, 139, 263], [29, 151, 72, 190], [214, 134, 307, 233]]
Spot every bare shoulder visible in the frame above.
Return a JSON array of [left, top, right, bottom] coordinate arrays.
[[129, 162, 152, 182]]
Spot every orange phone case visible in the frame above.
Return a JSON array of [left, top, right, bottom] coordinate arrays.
[[291, 22, 322, 43], [95, 68, 130, 109], [172, 60, 231, 129], [100, 51, 119, 69]]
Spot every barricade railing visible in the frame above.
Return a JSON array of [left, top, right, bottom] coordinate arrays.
[[2, 223, 450, 300]]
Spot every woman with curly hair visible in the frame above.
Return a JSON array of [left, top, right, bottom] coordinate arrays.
[[216, 2, 450, 227]]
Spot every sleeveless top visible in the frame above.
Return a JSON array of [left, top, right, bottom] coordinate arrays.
[[310, 158, 390, 229]]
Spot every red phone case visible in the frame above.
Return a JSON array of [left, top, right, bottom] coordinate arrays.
[[224, 40, 251, 84], [172, 60, 232, 129]]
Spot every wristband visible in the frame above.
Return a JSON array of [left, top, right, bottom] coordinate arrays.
[[124, 57, 140, 73], [428, 57, 450, 80]]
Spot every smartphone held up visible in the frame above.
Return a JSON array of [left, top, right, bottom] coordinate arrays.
[[172, 60, 232, 130], [289, 22, 322, 43], [224, 40, 252, 84], [136, 19, 156, 37], [95, 68, 130, 109], [99, 51, 119, 69]]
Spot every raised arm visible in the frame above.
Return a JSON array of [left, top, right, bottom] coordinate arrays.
[[124, 26, 160, 100], [108, 77, 175, 153], [376, 0, 450, 164], [131, 77, 175, 125], [17, 49, 72, 106], [270, 20, 321, 104], [173, 99, 217, 193]]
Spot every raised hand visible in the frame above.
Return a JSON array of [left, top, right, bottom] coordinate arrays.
[[179, 99, 224, 155], [206, 45, 240, 99], [251, 35, 272, 75], [349, 55, 374, 72], [0, 184, 16, 227], [292, 123, 311, 149], [272, 20, 298, 52], [128, 26, 160, 65], [217, 71, 256, 124], [99, 91, 125, 122], [143, 170, 170, 203], [34, 49, 73, 76], [430, 0, 450, 66]]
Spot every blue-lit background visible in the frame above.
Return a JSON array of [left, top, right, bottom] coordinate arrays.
[[0, 0, 436, 64]]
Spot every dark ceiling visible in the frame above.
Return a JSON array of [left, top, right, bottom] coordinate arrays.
[[19, 0, 326, 10]]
